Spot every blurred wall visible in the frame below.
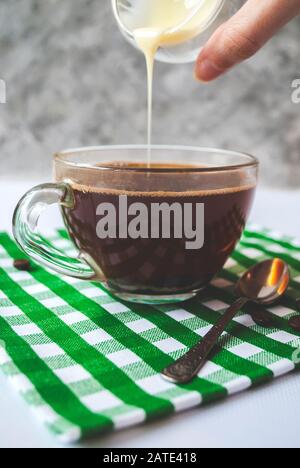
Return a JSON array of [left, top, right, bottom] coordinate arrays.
[[0, 0, 300, 187]]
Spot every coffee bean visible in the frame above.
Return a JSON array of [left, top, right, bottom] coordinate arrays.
[[289, 316, 300, 332], [251, 311, 274, 328], [13, 259, 31, 271]]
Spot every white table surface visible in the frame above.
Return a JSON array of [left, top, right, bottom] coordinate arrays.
[[0, 180, 300, 448]]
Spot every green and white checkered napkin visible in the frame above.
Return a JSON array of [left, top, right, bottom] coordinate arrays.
[[0, 227, 300, 443]]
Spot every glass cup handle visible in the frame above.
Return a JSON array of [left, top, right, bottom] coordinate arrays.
[[12, 183, 96, 280]]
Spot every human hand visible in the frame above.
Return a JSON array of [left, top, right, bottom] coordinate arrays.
[[195, 0, 300, 81]]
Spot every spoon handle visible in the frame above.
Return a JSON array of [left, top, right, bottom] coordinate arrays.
[[161, 297, 247, 384]]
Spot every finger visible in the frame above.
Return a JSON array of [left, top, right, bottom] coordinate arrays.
[[195, 0, 300, 82]]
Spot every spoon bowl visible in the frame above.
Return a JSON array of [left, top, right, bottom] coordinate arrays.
[[237, 258, 290, 305]]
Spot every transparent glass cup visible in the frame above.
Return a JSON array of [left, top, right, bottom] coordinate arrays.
[[13, 145, 258, 304], [112, 0, 245, 63]]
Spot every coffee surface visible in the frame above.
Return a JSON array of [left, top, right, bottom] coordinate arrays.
[[62, 164, 255, 296]]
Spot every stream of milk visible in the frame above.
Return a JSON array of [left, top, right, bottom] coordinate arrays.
[[129, 0, 222, 164]]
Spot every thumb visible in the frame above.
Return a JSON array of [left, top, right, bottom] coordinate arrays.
[[195, 0, 300, 82]]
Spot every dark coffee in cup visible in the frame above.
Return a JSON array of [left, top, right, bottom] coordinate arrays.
[[62, 163, 255, 298]]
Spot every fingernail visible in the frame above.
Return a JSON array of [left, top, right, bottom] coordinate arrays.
[[195, 59, 223, 82]]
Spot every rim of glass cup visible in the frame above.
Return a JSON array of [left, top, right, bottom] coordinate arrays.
[[111, 0, 226, 40], [54, 145, 259, 173]]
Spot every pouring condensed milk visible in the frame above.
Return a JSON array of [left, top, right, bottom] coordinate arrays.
[[112, 0, 236, 159]]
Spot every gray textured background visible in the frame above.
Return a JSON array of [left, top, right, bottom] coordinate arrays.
[[0, 0, 299, 187]]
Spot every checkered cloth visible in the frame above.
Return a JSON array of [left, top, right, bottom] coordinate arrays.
[[0, 227, 300, 443]]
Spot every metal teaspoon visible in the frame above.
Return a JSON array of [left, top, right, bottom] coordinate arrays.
[[161, 258, 290, 384]]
